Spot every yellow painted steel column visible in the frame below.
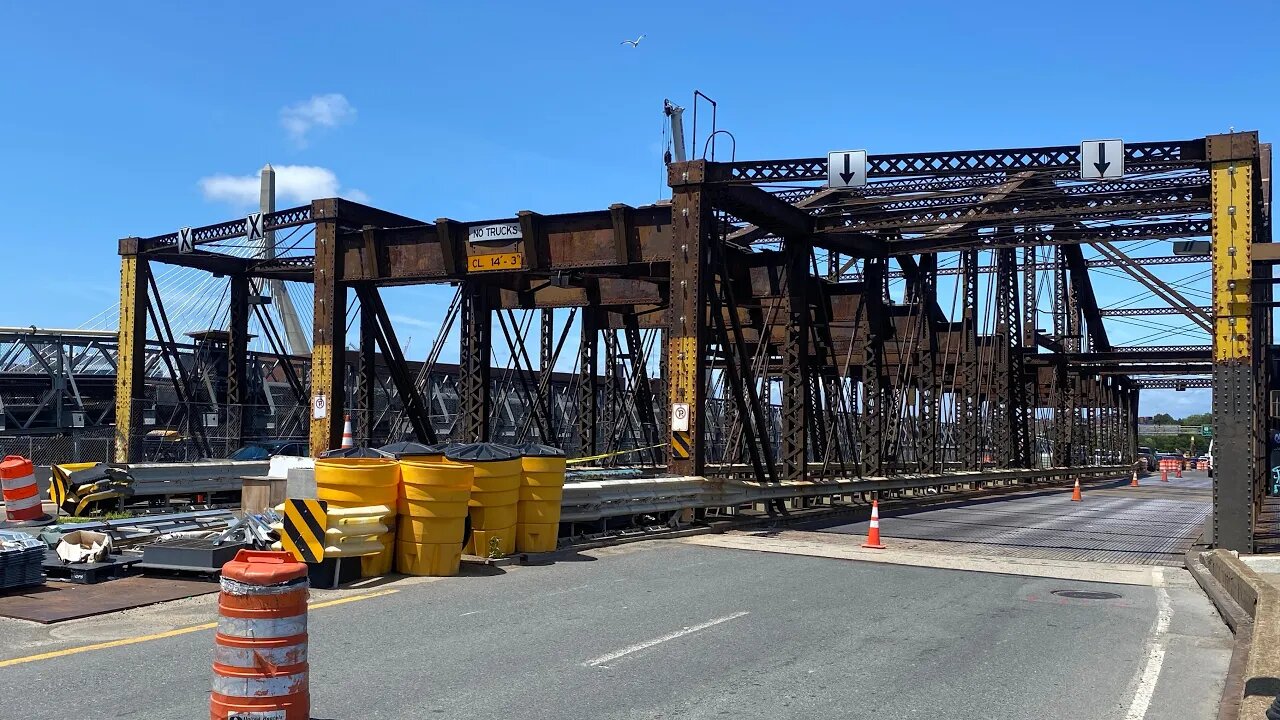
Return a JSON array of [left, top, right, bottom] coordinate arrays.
[[113, 242, 148, 463], [309, 199, 345, 455], [666, 160, 710, 476], [1211, 152, 1253, 361], [1208, 131, 1262, 553]]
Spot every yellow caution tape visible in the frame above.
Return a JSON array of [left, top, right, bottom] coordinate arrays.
[[567, 443, 666, 465]]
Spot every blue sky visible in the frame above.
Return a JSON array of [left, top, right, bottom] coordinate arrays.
[[1, 1, 1276, 416]]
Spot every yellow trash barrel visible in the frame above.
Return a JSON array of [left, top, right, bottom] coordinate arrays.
[[446, 443, 521, 557], [512, 442, 567, 553], [315, 453, 400, 577], [395, 460, 473, 576]]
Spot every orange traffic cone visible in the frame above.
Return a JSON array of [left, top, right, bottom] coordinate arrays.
[[1175, 466, 1183, 479], [1160, 469, 1168, 482], [1132, 471, 1141, 487], [341, 414, 355, 449], [863, 499, 887, 549], [1071, 478, 1082, 502]]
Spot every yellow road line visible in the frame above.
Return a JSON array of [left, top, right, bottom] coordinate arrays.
[[309, 588, 398, 609], [0, 588, 399, 669]]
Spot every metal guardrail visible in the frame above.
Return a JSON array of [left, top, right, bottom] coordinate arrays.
[[273, 462, 1131, 524], [562, 477, 706, 523], [559, 466, 1131, 523], [119, 460, 270, 495]]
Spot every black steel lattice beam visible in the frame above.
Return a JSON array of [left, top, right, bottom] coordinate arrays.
[[710, 139, 1206, 184]]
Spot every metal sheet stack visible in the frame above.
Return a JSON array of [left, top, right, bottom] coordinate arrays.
[[0, 530, 44, 590]]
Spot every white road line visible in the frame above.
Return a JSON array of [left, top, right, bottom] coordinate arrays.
[[1124, 567, 1172, 720], [459, 611, 482, 617], [583, 611, 750, 668]]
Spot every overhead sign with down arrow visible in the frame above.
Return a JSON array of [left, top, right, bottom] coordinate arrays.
[[827, 150, 868, 188], [1081, 139, 1124, 180]]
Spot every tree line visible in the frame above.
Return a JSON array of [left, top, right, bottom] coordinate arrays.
[[1138, 412, 1212, 454]]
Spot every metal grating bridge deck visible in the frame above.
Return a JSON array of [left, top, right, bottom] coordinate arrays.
[[808, 474, 1211, 566]]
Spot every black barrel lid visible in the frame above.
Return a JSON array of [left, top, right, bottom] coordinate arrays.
[[318, 446, 385, 459], [511, 442, 566, 458], [444, 442, 521, 462], [377, 441, 450, 458]]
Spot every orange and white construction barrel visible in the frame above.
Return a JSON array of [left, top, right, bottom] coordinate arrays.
[[1, 456, 43, 522], [211, 550, 310, 720]]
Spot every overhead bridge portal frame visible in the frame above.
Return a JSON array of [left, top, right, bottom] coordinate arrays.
[[116, 131, 1272, 551]]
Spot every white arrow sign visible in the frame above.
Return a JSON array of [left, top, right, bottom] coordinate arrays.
[[177, 227, 194, 254], [827, 150, 868, 188], [1081, 139, 1124, 180]]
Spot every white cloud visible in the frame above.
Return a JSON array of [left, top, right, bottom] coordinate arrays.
[[388, 314, 435, 330], [280, 93, 355, 146], [198, 165, 369, 208]]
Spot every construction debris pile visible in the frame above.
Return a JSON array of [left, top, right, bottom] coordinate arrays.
[[37, 508, 287, 582], [0, 441, 581, 598]]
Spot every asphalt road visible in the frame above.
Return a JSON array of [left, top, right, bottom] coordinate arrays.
[[0, 539, 1230, 719], [808, 472, 1213, 565]]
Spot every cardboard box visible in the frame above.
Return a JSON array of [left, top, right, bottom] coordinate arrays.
[[241, 476, 287, 514], [55, 529, 112, 564]]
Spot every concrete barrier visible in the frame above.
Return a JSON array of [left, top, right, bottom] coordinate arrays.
[[1194, 550, 1280, 718]]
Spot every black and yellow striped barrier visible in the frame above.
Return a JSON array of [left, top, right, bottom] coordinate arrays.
[[280, 498, 328, 563], [670, 432, 692, 460]]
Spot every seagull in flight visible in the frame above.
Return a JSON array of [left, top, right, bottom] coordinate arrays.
[[621, 34, 645, 48]]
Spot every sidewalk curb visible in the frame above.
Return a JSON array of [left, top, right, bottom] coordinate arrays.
[[1188, 548, 1280, 719], [1187, 549, 1251, 720]]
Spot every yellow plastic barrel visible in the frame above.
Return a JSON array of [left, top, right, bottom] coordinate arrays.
[[446, 443, 521, 557], [315, 457, 400, 507], [512, 443, 567, 552], [313, 455, 400, 577], [394, 460, 473, 576]]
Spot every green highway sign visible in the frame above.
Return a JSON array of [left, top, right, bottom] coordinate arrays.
[[1201, 425, 1213, 437]]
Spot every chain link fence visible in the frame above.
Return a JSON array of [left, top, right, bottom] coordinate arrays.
[[0, 428, 114, 465], [123, 401, 309, 462]]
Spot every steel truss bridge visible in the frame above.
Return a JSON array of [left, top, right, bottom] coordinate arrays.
[[108, 131, 1274, 551], [0, 325, 656, 461]]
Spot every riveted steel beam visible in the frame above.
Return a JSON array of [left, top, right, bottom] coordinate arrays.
[[309, 199, 346, 456], [113, 244, 148, 462], [1209, 131, 1262, 552], [710, 139, 1205, 184]]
